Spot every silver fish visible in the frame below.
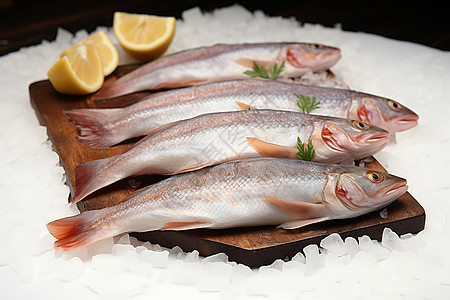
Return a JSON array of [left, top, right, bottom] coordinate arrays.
[[67, 79, 418, 148], [93, 42, 341, 99], [47, 158, 408, 251], [71, 110, 389, 205]]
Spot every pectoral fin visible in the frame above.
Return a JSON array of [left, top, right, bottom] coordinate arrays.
[[235, 59, 276, 69], [264, 196, 327, 217], [278, 217, 330, 229], [265, 195, 329, 229], [161, 221, 212, 231], [247, 137, 298, 159], [236, 101, 257, 110]]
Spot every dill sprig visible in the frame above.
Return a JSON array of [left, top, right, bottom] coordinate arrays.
[[244, 61, 285, 80], [296, 137, 316, 161], [295, 94, 321, 114]]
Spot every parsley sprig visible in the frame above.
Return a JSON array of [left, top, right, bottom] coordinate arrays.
[[295, 94, 321, 114], [244, 61, 285, 80], [296, 137, 316, 161]]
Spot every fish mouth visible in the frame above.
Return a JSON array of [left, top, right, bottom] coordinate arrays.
[[361, 131, 390, 144], [394, 115, 419, 128], [378, 180, 408, 198]]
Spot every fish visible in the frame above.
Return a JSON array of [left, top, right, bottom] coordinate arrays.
[[70, 109, 390, 205], [93, 42, 341, 99], [47, 157, 408, 251], [67, 79, 418, 148]]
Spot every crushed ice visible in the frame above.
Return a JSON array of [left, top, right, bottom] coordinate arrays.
[[1, 4, 450, 300]]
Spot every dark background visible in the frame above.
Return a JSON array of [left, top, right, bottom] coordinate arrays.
[[1, 0, 449, 56]]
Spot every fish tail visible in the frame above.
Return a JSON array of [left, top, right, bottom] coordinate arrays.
[[47, 210, 111, 251], [65, 109, 121, 148], [71, 157, 119, 205]]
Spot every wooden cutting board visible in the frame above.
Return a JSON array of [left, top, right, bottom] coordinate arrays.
[[29, 65, 425, 267]]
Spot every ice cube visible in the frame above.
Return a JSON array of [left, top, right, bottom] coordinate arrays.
[[127, 260, 153, 277], [358, 235, 391, 260], [116, 233, 130, 245], [185, 250, 199, 263], [55, 256, 84, 282], [140, 249, 169, 268], [169, 260, 201, 285], [202, 252, 228, 264], [260, 259, 284, 274], [381, 228, 405, 251], [344, 236, 360, 258], [320, 233, 346, 256], [199, 262, 233, 291], [231, 263, 253, 285], [303, 244, 325, 275], [169, 245, 184, 260], [291, 251, 306, 263], [92, 253, 125, 273], [380, 208, 389, 219]]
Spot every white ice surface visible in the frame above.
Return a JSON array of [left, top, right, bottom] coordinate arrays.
[[1, 4, 450, 300]]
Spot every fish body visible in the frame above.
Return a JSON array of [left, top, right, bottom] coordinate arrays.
[[67, 80, 418, 148], [72, 109, 389, 204], [47, 158, 408, 251], [94, 42, 341, 99]]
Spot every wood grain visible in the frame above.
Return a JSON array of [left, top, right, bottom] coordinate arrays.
[[29, 65, 425, 267]]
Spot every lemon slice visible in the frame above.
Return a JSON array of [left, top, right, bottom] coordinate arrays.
[[60, 31, 119, 76], [113, 12, 176, 61], [47, 43, 104, 95]]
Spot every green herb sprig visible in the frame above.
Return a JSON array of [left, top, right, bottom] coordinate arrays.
[[296, 137, 316, 161], [295, 94, 321, 114], [244, 61, 285, 80]]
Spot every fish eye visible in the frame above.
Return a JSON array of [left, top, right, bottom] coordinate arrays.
[[387, 100, 402, 111], [352, 120, 369, 130], [367, 171, 384, 183], [310, 43, 323, 49]]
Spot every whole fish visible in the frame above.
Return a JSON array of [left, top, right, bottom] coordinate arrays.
[[47, 158, 408, 251], [67, 79, 418, 148], [93, 42, 341, 99], [71, 109, 390, 205]]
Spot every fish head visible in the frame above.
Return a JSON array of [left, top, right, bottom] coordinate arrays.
[[285, 43, 341, 73], [349, 96, 419, 133], [324, 167, 408, 218], [316, 119, 390, 162]]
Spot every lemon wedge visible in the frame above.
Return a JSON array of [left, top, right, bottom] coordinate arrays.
[[113, 12, 176, 62], [47, 43, 104, 95], [60, 31, 119, 76]]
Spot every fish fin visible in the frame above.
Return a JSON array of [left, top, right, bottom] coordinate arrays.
[[278, 217, 330, 230], [65, 108, 121, 148], [168, 162, 212, 175], [236, 101, 257, 110], [264, 196, 327, 218], [247, 137, 298, 159], [235, 58, 276, 69], [154, 79, 208, 90], [46, 210, 110, 251], [71, 157, 116, 205], [161, 221, 212, 231]]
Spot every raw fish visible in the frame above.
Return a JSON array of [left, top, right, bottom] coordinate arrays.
[[94, 42, 341, 99], [67, 79, 418, 148], [71, 110, 390, 204], [48, 158, 408, 251]]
